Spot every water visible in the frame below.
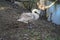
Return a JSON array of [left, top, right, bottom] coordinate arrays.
[[47, 1, 60, 25]]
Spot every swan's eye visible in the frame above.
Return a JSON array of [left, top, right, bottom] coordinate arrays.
[[35, 11, 37, 13]]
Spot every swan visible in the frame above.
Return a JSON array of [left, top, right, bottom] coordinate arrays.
[[17, 9, 40, 23], [17, 9, 40, 28]]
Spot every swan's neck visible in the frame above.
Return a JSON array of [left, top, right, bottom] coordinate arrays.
[[32, 13, 39, 20]]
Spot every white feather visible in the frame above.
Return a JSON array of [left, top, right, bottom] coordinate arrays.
[[17, 9, 40, 23]]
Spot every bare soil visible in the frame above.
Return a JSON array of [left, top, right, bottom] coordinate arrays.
[[0, 1, 60, 40]]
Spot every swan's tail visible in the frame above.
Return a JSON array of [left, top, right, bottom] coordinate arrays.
[[17, 18, 28, 23], [17, 18, 24, 21]]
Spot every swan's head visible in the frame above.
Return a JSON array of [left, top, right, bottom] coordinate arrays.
[[32, 9, 40, 15]]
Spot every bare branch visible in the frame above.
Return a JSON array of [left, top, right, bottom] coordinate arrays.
[[45, 0, 57, 9]]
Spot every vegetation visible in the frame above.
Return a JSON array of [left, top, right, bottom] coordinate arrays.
[[22, 0, 38, 11]]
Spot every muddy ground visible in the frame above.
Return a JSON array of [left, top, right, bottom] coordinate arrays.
[[0, 1, 60, 40]]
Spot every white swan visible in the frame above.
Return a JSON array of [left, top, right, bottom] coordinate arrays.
[[17, 9, 40, 23]]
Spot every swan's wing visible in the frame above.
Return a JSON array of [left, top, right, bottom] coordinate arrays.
[[17, 13, 33, 22], [20, 13, 33, 19]]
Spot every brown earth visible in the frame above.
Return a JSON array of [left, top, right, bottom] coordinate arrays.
[[0, 1, 60, 40]]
